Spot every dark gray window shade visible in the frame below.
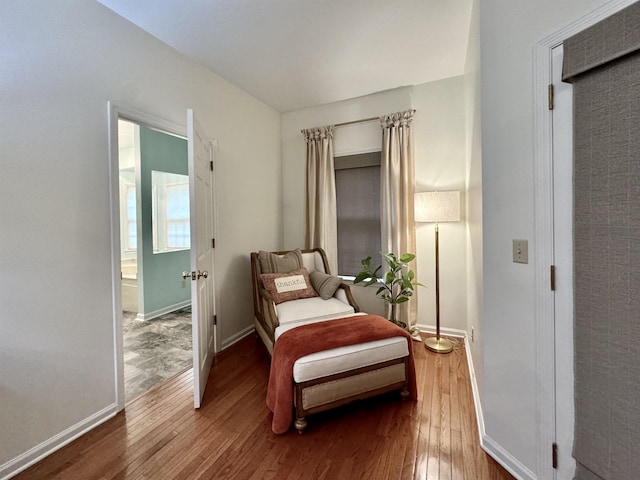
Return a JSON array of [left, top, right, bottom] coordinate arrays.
[[563, 2, 640, 82], [563, 3, 640, 479], [335, 152, 381, 276]]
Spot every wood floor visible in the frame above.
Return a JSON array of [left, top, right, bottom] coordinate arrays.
[[14, 334, 514, 480]]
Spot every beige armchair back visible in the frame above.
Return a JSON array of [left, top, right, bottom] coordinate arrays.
[[250, 248, 359, 354]]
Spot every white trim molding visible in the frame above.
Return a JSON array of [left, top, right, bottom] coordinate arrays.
[[464, 336, 485, 441], [0, 404, 117, 480], [135, 300, 192, 322], [483, 435, 537, 480], [462, 335, 536, 480], [221, 325, 256, 350], [416, 324, 466, 338]]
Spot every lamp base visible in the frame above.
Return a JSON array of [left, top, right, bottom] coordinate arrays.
[[424, 336, 453, 354]]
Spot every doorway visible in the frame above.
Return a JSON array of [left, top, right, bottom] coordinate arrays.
[[108, 103, 217, 412], [117, 119, 193, 403]]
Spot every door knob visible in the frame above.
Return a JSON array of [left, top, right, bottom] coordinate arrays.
[[197, 270, 208, 279], [183, 271, 208, 280]]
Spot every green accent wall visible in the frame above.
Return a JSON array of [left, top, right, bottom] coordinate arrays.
[[139, 126, 190, 316]]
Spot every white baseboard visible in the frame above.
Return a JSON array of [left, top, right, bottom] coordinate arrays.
[[135, 300, 191, 321], [462, 336, 536, 480], [482, 435, 537, 480], [221, 324, 255, 350], [463, 336, 485, 439], [416, 323, 467, 338], [0, 404, 117, 480]]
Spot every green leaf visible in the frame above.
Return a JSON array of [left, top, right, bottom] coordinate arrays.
[[382, 252, 396, 265], [353, 272, 369, 284], [396, 297, 410, 304], [399, 253, 415, 263]]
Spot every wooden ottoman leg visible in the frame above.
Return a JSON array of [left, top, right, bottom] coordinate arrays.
[[400, 387, 410, 400], [295, 417, 307, 434]]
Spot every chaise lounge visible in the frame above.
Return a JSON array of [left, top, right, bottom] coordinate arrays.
[[251, 248, 416, 433]]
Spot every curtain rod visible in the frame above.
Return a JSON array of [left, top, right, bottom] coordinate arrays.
[[300, 116, 377, 133], [300, 110, 416, 133], [334, 116, 379, 128], [336, 109, 415, 128]]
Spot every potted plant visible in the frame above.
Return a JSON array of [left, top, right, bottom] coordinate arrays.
[[353, 252, 423, 329]]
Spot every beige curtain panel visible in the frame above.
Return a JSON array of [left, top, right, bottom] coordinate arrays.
[[380, 109, 418, 335], [303, 125, 338, 274]]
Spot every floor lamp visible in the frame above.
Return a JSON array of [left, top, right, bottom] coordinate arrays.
[[415, 191, 461, 354]]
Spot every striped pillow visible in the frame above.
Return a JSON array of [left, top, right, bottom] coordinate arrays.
[[258, 249, 303, 274], [309, 271, 342, 300]]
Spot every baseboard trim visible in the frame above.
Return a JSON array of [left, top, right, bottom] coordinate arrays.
[[221, 324, 255, 350], [0, 404, 117, 480], [463, 336, 485, 439], [135, 300, 191, 321], [482, 435, 537, 480], [462, 337, 536, 480], [416, 323, 467, 338]]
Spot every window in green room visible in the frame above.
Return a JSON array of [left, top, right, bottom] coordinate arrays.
[[124, 183, 137, 251], [151, 170, 190, 253]]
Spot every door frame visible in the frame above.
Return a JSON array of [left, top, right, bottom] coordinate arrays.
[[107, 102, 188, 411], [533, 0, 636, 476]]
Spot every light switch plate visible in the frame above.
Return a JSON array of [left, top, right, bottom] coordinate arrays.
[[513, 239, 528, 264]]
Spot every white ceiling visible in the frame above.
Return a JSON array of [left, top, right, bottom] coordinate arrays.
[[98, 0, 474, 113]]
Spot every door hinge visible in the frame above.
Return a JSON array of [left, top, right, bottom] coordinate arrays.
[[210, 160, 214, 171], [552, 442, 558, 469], [550, 265, 556, 291], [212, 238, 216, 248], [213, 314, 217, 326], [548, 84, 555, 110]]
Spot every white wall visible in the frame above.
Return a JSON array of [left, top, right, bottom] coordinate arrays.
[[0, 0, 281, 475], [412, 78, 467, 334], [479, 0, 614, 476], [463, 0, 483, 415], [280, 81, 468, 331]]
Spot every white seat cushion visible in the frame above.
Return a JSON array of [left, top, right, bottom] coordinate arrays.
[[274, 314, 409, 383], [291, 336, 408, 383], [275, 312, 365, 338], [275, 297, 354, 326]]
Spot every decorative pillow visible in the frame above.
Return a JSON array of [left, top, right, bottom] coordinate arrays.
[[258, 249, 303, 274], [309, 270, 342, 300], [260, 268, 318, 304]]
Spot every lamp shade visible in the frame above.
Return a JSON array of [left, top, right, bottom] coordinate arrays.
[[414, 191, 460, 223]]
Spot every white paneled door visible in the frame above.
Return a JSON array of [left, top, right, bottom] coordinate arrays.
[[187, 109, 216, 409]]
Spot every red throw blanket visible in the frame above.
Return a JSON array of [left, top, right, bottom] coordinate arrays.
[[266, 314, 417, 434]]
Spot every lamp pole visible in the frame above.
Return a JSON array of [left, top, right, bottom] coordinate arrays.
[[424, 223, 453, 354]]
